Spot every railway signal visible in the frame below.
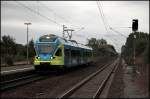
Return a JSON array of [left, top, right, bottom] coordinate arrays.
[[132, 19, 138, 73], [132, 19, 138, 32]]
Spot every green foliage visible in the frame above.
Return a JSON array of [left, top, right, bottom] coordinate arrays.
[[87, 38, 107, 49], [28, 39, 36, 57], [135, 38, 148, 55], [87, 38, 97, 50], [5, 55, 14, 66], [87, 38, 117, 57], [1, 35, 16, 55], [13, 55, 26, 62], [143, 43, 149, 64], [1, 35, 35, 65], [122, 32, 149, 64], [16, 44, 27, 56]]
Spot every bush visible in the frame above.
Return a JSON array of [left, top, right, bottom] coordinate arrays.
[[124, 55, 133, 65], [5, 55, 14, 65], [29, 57, 34, 64], [143, 44, 149, 64], [13, 55, 26, 62]]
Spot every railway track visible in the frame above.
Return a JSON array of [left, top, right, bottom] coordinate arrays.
[[1, 57, 118, 94], [0, 61, 108, 92], [0, 73, 48, 91], [59, 58, 120, 98]]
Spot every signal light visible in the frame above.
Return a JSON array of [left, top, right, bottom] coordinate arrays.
[[132, 19, 138, 32]]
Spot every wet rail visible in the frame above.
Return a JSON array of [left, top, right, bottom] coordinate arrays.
[[59, 58, 119, 98]]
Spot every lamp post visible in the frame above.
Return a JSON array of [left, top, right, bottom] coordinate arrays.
[[24, 22, 32, 64]]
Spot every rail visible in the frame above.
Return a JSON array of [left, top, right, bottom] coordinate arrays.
[[59, 58, 119, 98]]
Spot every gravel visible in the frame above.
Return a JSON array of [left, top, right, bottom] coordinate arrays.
[[107, 58, 149, 98], [107, 58, 124, 98]]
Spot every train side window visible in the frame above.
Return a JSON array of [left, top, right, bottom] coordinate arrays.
[[71, 50, 75, 57], [83, 51, 85, 57], [65, 49, 70, 57], [55, 48, 62, 56]]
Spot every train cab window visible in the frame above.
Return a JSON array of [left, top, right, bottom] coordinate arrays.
[[55, 48, 62, 56]]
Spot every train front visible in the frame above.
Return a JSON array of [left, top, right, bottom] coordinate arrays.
[[33, 34, 64, 71]]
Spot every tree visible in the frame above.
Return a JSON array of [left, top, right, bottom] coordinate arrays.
[[1, 35, 16, 55], [122, 32, 149, 64], [143, 43, 149, 64], [1, 39, 4, 56], [87, 38, 116, 56], [1, 35, 36, 65], [1, 35, 17, 65], [97, 38, 107, 46], [87, 38, 97, 49], [28, 39, 35, 58]]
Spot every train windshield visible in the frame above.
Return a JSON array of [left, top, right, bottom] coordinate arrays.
[[38, 44, 53, 54]]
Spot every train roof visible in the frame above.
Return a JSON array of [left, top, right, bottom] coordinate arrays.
[[58, 38, 92, 50], [37, 34, 92, 51]]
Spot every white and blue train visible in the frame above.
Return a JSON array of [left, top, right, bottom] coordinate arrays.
[[33, 34, 93, 71]]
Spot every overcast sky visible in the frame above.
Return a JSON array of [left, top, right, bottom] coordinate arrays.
[[1, 1, 149, 52]]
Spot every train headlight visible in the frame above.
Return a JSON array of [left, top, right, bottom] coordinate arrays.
[[35, 56, 40, 59]]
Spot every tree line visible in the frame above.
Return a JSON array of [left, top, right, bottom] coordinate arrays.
[[1, 35, 35, 65], [86, 38, 117, 56], [121, 32, 149, 65]]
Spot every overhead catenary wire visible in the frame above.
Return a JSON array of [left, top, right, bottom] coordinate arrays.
[[96, 1, 109, 34], [34, 1, 84, 36], [96, 1, 119, 47], [98, 2, 110, 30], [98, 1, 128, 39], [15, 1, 63, 27], [97, 1, 126, 40], [38, 1, 82, 29], [38, 2, 69, 23], [96, 1, 127, 51], [16, 1, 85, 37], [96, 4, 121, 52], [109, 27, 127, 38]]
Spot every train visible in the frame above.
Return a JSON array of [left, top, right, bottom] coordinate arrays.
[[33, 34, 93, 72]]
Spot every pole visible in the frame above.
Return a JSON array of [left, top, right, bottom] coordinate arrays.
[[66, 29, 74, 40], [27, 25, 29, 65], [132, 19, 138, 73], [133, 31, 136, 74], [63, 25, 67, 38], [133, 33, 136, 65], [63, 25, 65, 37], [24, 22, 31, 64]]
